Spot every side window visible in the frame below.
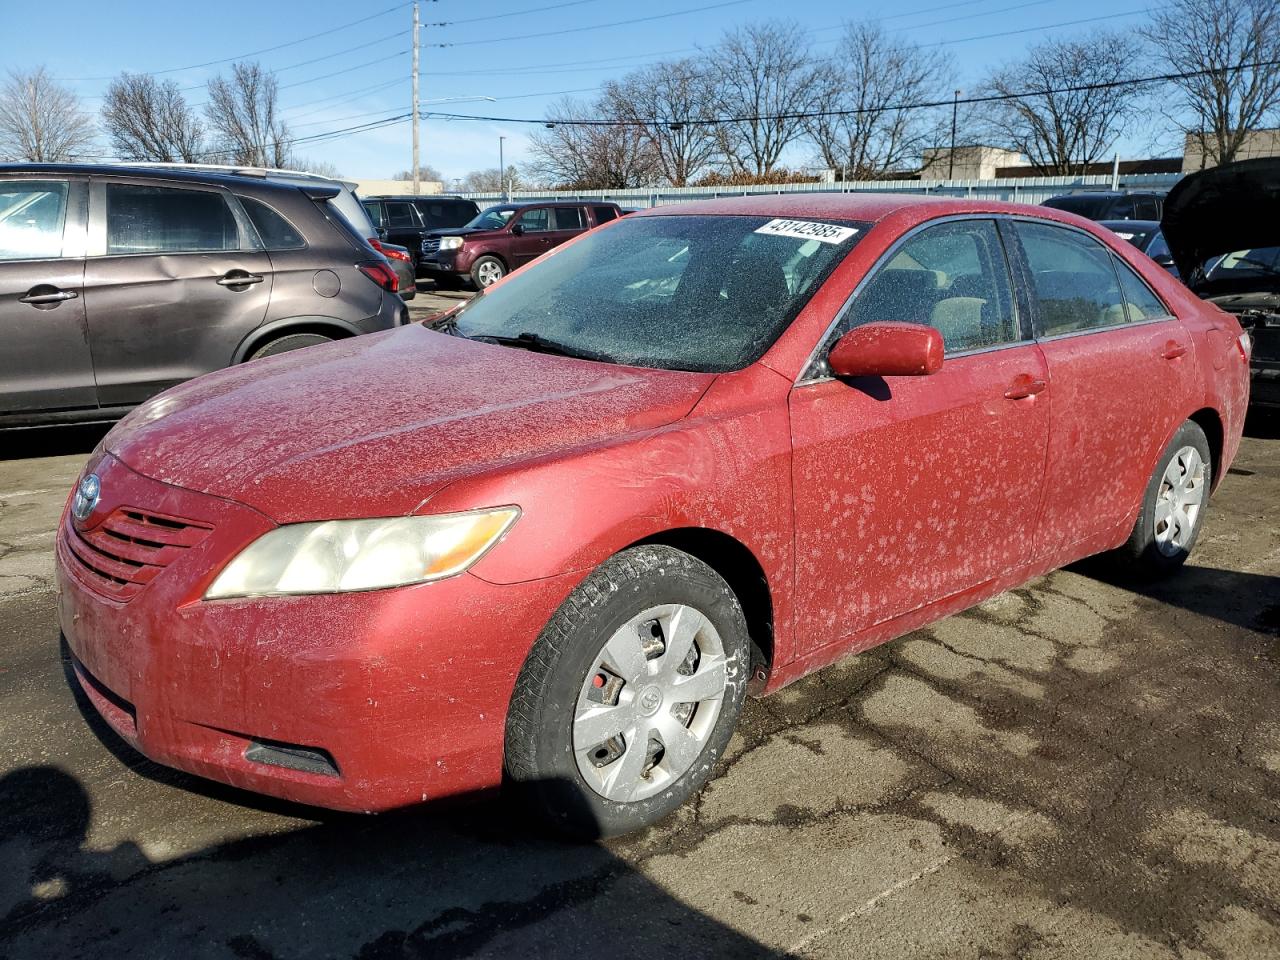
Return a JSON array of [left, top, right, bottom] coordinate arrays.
[[839, 219, 1020, 354], [552, 206, 586, 231], [1112, 254, 1169, 321], [1134, 197, 1160, 220], [105, 184, 240, 255], [384, 201, 420, 229], [1014, 221, 1127, 336], [1146, 231, 1172, 262], [363, 201, 384, 228], [239, 197, 306, 250], [0, 180, 69, 260], [592, 205, 619, 224], [1109, 197, 1136, 220], [518, 208, 550, 232]]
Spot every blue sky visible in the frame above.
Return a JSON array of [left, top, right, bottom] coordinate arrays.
[[17, 0, 1161, 182]]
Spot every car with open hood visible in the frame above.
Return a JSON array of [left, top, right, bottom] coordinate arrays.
[[1162, 157, 1280, 408], [57, 194, 1250, 838]]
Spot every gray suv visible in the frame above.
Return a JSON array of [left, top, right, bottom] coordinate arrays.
[[0, 164, 408, 428]]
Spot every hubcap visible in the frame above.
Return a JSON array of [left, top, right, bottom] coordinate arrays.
[[477, 261, 503, 286], [1154, 445, 1206, 557], [573, 604, 728, 803]]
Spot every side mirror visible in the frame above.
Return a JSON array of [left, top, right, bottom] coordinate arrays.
[[828, 322, 944, 379], [511, 223, 524, 236]]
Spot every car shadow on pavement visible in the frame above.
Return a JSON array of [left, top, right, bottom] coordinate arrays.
[[0, 658, 785, 960], [0, 424, 110, 462]]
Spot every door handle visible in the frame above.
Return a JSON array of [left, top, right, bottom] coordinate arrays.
[[217, 272, 265, 287], [19, 288, 78, 305], [1003, 375, 1047, 400], [1161, 341, 1188, 360]]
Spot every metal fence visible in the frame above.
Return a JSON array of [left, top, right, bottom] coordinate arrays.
[[456, 172, 1183, 209]]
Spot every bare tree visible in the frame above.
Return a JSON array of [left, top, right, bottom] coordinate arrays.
[[980, 32, 1143, 175], [529, 96, 656, 188], [806, 23, 953, 179], [1142, 0, 1280, 167], [710, 21, 823, 176], [460, 165, 522, 192], [0, 66, 96, 161], [603, 59, 719, 186], [290, 157, 343, 179], [205, 62, 290, 166], [101, 72, 204, 162], [393, 164, 444, 182]]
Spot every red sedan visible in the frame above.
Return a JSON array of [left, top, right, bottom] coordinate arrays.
[[57, 195, 1251, 837]]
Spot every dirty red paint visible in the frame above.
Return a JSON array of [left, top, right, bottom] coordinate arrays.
[[56, 194, 1251, 812]]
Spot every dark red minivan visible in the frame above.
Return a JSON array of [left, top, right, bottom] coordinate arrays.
[[418, 200, 623, 289]]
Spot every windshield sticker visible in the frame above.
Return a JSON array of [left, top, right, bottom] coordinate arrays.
[[754, 219, 859, 245]]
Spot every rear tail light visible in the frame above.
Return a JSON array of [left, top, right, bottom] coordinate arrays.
[[368, 238, 412, 262], [1238, 331, 1253, 360], [358, 261, 399, 293]]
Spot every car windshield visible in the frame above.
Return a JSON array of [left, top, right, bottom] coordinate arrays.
[[1107, 226, 1155, 250], [1205, 247, 1280, 278], [466, 206, 517, 231], [450, 214, 868, 372]]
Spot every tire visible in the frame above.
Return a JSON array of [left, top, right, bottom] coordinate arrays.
[[504, 545, 750, 839], [247, 333, 334, 361], [470, 255, 506, 289], [1120, 420, 1212, 577]]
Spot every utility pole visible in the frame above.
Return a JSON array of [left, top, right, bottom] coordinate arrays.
[[498, 137, 506, 200], [948, 89, 960, 180], [412, 2, 420, 195]]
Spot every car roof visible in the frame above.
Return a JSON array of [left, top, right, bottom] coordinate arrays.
[[1045, 191, 1161, 200], [629, 192, 1108, 227], [481, 199, 617, 208], [364, 194, 475, 201], [0, 161, 321, 194], [1098, 219, 1161, 231]]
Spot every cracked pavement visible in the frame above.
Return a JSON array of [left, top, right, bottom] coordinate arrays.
[[1, 415, 1278, 960]]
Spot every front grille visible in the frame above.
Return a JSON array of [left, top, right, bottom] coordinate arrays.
[[65, 507, 212, 602], [422, 237, 441, 255]]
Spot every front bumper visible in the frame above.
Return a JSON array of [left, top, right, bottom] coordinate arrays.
[[56, 455, 576, 812]]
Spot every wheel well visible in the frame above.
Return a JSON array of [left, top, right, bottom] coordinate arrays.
[[239, 323, 353, 363], [1188, 407, 1225, 489], [632, 528, 774, 674], [473, 252, 508, 269]]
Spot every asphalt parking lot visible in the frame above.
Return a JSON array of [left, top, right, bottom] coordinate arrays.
[[1, 384, 1277, 958]]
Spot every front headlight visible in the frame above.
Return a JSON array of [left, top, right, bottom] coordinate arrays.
[[438, 236, 464, 251], [205, 507, 519, 599]]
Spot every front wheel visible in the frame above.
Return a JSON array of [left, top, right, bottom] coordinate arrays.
[[1120, 420, 1212, 576], [504, 546, 750, 839], [470, 255, 506, 289]]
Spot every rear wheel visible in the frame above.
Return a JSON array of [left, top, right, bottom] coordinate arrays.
[[247, 333, 334, 361], [504, 545, 749, 839], [471, 256, 506, 289], [1120, 420, 1211, 576]]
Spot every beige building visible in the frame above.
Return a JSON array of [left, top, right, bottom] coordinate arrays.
[[1181, 128, 1280, 172], [350, 177, 444, 196], [920, 145, 1025, 180]]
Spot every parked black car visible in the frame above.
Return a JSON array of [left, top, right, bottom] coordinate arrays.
[[1162, 157, 1280, 409], [1098, 220, 1178, 277], [1042, 191, 1165, 221], [0, 164, 407, 427], [361, 195, 480, 270]]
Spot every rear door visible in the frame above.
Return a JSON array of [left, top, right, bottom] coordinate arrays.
[[83, 178, 273, 406], [510, 207, 553, 266], [0, 177, 95, 414], [1008, 219, 1198, 556], [550, 206, 590, 247]]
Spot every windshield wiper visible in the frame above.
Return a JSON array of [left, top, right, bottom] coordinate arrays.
[[474, 331, 614, 362]]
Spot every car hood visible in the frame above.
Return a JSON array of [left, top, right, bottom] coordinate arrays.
[[1163, 158, 1280, 286], [425, 226, 499, 240], [104, 326, 715, 523]]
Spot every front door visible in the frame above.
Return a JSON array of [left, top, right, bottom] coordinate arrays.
[[83, 179, 273, 406], [789, 218, 1050, 652], [0, 178, 95, 414]]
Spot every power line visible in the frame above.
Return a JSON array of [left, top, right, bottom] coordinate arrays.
[[427, 0, 762, 47], [921, 8, 1149, 46], [60, 2, 409, 82], [430, 0, 611, 26]]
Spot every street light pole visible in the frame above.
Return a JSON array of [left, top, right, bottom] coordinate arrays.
[[499, 136, 506, 201], [948, 89, 960, 180], [411, 2, 420, 196]]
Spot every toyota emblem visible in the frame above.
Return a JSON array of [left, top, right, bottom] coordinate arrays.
[[72, 473, 101, 522]]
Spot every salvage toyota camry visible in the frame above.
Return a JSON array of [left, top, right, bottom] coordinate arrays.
[[58, 195, 1251, 837]]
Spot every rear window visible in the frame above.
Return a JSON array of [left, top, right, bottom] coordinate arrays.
[[239, 197, 305, 250], [105, 184, 239, 255]]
